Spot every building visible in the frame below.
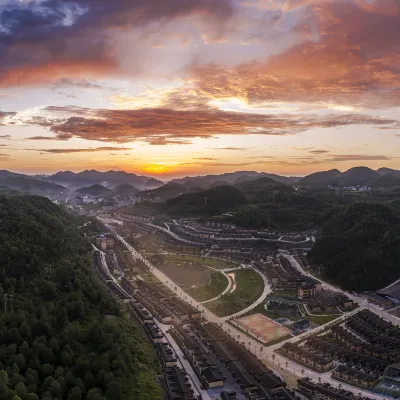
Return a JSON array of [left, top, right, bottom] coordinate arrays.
[[298, 283, 317, 299], [280, 343, 333, 372], [332, 365, 378, 389], [220, 391, 237, 400], [201, 366, 226, 388], [116, 212, 154, 223], [156, 343, 177, 368], [297, 378, 374, 400], [165, 367, 196, 400], [144, 323, 164, 343], [366, 293, 393, 309], [96, 234, 114, 251], [383, 363, 400, 383], [226, 361, 259, 394]]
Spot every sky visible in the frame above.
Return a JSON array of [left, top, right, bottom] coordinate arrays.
[[1, 0, 400, 179]]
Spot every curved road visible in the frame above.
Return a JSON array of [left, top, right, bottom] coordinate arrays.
[[280, 252, 400, 325], [199, 268, 233, 305], [221, 267, 272, 321], [100, 218, 390, 399]]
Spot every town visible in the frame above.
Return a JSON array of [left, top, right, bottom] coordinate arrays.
[[83, 209, 400, 400]]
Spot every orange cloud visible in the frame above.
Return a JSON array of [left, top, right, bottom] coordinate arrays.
[[11, 105, 397, 145], [191, 1, 400, 108]]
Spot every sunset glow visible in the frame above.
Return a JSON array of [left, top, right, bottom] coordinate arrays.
[[1, 0, 400, 177]]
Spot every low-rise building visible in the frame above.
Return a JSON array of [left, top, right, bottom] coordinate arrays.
[[201, 366, 226, 388], [367, 293, 393, 309], [280, 343, 333, 372], [332, 365, 378, 389], [297, 378, 374, 400]]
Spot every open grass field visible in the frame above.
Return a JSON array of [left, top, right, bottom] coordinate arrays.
[[187, 272, 229, 302], [156, 261, 210, 288], [205, 268, 264, 317], [234, 313, 291, 344], [153, 254, 230, 301]]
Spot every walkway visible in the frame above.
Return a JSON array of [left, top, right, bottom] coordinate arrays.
[[280, 252, 400, 326], [221, 267, 272, 321], [199, 268, 233, 305], [99, 218, 390, 399]]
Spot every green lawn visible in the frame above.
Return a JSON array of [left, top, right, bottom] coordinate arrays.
[[307, 313, 341, 326], [205, 268, 264, 317], [187, 271, 230, 302]]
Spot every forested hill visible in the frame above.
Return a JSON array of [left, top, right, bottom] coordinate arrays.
[[0, 195, 161, 400], [308, 203, 400, 292]]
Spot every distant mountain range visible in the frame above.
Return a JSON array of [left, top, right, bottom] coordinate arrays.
[[297, 167, 400, 188], [170, 171, 299, 188], [45, 170, 163, 190], [0, 166, 399, 197], [75, 184, 112, 196]]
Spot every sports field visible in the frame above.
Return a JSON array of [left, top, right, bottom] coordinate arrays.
[[235, 313, 291, 344]]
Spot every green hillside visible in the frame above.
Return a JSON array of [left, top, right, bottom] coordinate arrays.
[[165, 185, 247, 215], [75, 184, 111, 196], [309, 203, 400, 291], [0, 195, 161, 400]]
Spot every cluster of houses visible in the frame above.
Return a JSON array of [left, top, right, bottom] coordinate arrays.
[[114, 211, 155, 223], [297, 378, 376, 400], [171, 320, 300, 400], [277, 308, 400, 395], [93, 251, 200, 399], [176, 221, 310, 243], [305, 336, 389, 376], [92, 250, 131, 303], [127, 300, 200, 400], [96, 233, 115, 251], [346, 310, 400, 351], [279, 343, 333, 373]]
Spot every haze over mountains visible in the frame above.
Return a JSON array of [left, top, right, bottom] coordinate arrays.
[[297, 167, 400, 188], [0, 166, 399, 197]]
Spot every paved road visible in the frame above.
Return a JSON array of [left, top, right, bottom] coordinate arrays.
[[280, 252, 400, 326], [150, 220, 314, 245], [221, 267, 272, 321], [100, 219, 391, 399], [146, 222, 203, 245], [199, 268, 233, 305], [157, 321, 211, 400]]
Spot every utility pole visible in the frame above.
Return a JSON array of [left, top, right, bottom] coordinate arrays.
[[3, 294, 8, 314], [3, 294, 13, 314]]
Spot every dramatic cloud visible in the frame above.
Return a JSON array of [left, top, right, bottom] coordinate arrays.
[[13, 105, 397, 145], [0, 0, 235, 86], [35, 147, 132, 154], [190, 0, 400, 108], [0, 112, 16, 125]]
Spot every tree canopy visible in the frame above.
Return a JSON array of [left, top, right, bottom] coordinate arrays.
[[0, 195, 162, 400], [308, 202, 400, 291]]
